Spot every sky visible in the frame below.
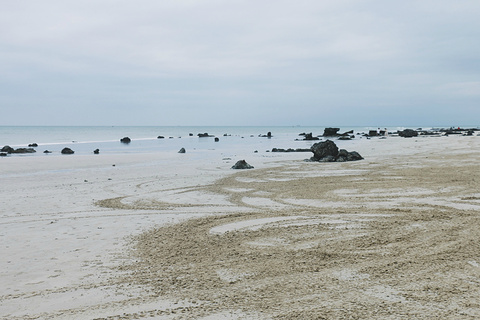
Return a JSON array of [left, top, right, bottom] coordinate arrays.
[[1, 0, 479, 126]]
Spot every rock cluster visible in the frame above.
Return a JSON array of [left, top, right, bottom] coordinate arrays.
[[271, 148, 311, 153], [1, 146, 36, 154], [310, 140, 363, 162]]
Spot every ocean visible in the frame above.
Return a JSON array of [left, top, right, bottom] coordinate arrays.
[[0, 125, 472, 157]]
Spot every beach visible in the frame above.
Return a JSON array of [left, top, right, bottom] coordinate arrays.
[[1, 133, 480, 319]]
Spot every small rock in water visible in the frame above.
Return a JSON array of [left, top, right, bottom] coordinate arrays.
[[93, 149, 100, 154], [120, 137, 131, 143], [43, 150, 52, 154], [61, 147, 74, 154], [178, 148, 186, 153], [231, 160, 254, 169], [28, 143, 38, 147]]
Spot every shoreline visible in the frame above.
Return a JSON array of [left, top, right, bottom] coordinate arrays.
[[1, 134, 480, 319]]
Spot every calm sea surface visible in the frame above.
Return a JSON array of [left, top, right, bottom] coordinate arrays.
[[0, 125, 474, 157]]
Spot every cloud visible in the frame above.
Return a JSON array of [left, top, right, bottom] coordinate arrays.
[[1, 0, 480, 125]]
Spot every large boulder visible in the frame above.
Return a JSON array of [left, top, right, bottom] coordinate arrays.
[[310, 140, 363, 162], [311, 140, 339, 161], [231, 160, 254, 169]]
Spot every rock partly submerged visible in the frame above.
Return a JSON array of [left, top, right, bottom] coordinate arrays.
[[1, 146, 36, 154], [61, 147, 75, 155]]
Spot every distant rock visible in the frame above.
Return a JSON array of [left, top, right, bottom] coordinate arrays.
[[323, 128, 340, 136], [1, 146, 14, 153], [272, 148, 311, 153], [61, 147, 74, 154], [178, 148, 186, 153], [120, 137, 131, 143], [28, 143, 38, 147], [231, 160, 254, 169], [398, 129, 418, 138], [303, 133, 320, 141], [198, 133, 213, 137], [215, 137, 220, 142], [12, 148, 36, 154], [43, 150, 52, 154], [310, 140, 363, 162], [0, 152, 7, 157], [93, 149, 100, 154], [157, 136, 165, 139], [259, 132, 273, 138]]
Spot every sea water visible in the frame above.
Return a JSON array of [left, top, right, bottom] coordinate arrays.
[[0, 125, 461, 158]]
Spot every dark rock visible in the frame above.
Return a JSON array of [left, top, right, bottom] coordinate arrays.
[[231, 160, 254, 169], [44, 150, 52, 154], [323, 128, 340, 136], [0, 152, 7, 157], [338, 136, 352, 140], [1, 146, 14, 153], [61, 147, 74, 154], [93, 149, 100, 154], [398, 129, 418, 138], [120, 137, 131, 143], [12, 148, 36, 154], [347, 151, 363, 161], [28, 143, 38, 147], [310, 140, 363, 162], [214, 137, 220, 142], [368, 130, 378, 136], [178, 148, 186, 153], [157, 136, 165, 139], [272, 148, 311, 153], [311, 140, 339, 161], [338, 149, 349, 157], [198, 133, 213, 137], [189, 133, 193, 136], [303, 133, 320, 141]]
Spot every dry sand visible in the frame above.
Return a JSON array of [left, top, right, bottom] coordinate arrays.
[[1, 135, 480, 319]]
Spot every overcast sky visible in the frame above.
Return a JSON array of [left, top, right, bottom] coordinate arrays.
[[1, 0, 479, 126]]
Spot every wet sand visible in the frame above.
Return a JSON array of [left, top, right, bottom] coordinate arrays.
[[1, 135, 480, 319]]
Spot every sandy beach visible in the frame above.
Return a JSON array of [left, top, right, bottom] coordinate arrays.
[[1, 134, 480, 319]]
